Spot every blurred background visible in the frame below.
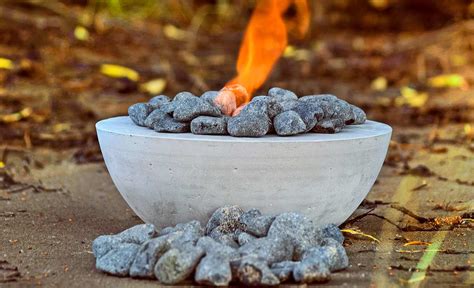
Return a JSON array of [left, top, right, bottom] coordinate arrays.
[[0, 0, 473, 156]]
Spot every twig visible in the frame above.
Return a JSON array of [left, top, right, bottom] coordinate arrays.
[[390, 204, 431, 223]]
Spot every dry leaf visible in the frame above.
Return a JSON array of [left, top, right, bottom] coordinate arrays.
[[428, 74, 468, 89], [0, 107, 33, 123], [371, 76, 387, 91], [0, 161, 5, 169], [163, 24, 188, 40], [283, 46, 311, 61], [74, 26, 90, 41], [100, 64, 139, 81], [0, 57, 14, 70], [341, 228, 380, 242], [395, 86, 428, 108], [403, 241, 431, 247]]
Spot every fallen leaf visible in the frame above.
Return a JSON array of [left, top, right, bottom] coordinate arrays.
[[74, 25, 90, 41], [283, 46, 311, 61], [0, 107, 33, 123], [341, 228, 380, 242], [163, 24, 188, 40], [100, 64, 139, 81], [428, 74, 468, 89], [403, 241, 431, 247], [0, 162, 5, 169], [140, 78, 167, 95], [371, 76, 387, 91], [395, 86, 428, 108], [0, 58, 14, 70]]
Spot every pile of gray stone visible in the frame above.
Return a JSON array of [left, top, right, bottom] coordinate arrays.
[[92, 206, 349, 285], [128, 87, 366, 137]]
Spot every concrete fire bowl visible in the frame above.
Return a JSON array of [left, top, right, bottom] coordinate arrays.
[[96, 116, 392, 227]]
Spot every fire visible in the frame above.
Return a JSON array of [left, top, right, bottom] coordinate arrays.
[[214, 0, 309, 115]]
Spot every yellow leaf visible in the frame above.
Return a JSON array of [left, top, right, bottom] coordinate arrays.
[[74, 25, 90, 41], [341, 228, 380, 242], [284, 46, 311, 61], [163, 24, 188, 41], [0, 58, 14, 70], [0, 107, 33, 123], [450, 55, 466, 67], [371, 76, 387, 91], [395, 86, 428, 108], [140, 78, 167, 95], [428, 74, 468, 89], [100, 64, 139, 81], [0, 161, 5, 169], [403, 241, 431, 247], [464, 124, 474, 138]]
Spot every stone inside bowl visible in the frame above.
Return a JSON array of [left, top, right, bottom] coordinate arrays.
[[96, 116, 392, 227]]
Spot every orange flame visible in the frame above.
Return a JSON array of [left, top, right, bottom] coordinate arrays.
[[214, 0, 310, 115]]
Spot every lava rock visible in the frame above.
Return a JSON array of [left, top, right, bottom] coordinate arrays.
[[350, 105, 366, 124], [267, 213, 322, 260], [130, 237, 171, 278], [239, 209, 275, 237], [268, 87, 298, 102], [319, 238, 349, 271], [154, 245, 204, 284], [205, 205, 244, 235], [273, 111, 307, 136], [200, 91, 219, 104], [292, 101, 324, 131], [128, 103, 155, 126], [148, 95, 171, 109], [312, 118, 344, 134], [271, 261, 298, 282], [319, 224, 344, 244], [293, 249, 331, 283], [173, 94, 221, 122], [227, 114, 270, 137], [237, 232, 257, 246], [92, 224, 157, 259], [196, 236, 240, 261], [239, 235, 293, 265], [96, 243, 140, 276], [209, 228, 239, 248], [240, 98, 269, 116], [195, 254, 232, 286], [146, 110, 190, 133], [237, 255, 280, 286], [191, 116, 228, 135], [173, 91, 196, 102]]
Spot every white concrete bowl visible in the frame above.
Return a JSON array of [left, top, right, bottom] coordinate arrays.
[[96, 116, 391, 228]]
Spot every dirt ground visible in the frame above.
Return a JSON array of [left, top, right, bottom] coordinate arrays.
[[0, 1, 473, 287]]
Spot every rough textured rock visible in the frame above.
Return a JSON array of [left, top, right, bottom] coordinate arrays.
[[293, 250, 331, 283], [92, 224, 157, 259], [237, 232, 257, 246], [237, 255, 280, 286], [145, 110, 190, 133], [319, 238, 349, 271], [191, 116, 228, 135], [196, 236, 240, 261], [239, 208, 275, 237], [154, 245, 204, 284], [205, 205, 244, 235], [209, 227, 239, 248], [148, 95, 171, 108], [292, 101, 324, 131], [128, 103, 155, 126], [273, 111, 307, 136], [271, 261, 298, 282], [227, 114, 270, 137], [319, 224, 344, 244], [96, 243, 140, 276], [130, 237, 170, 278], [240, 98, 269, 116], [350, 105, 367, 124], [200, 91, 219, 104], [173, 94, 221, 122], [267, 213, 322, 260], [268, 87, 298, 102], [195, 254, 232, 286], [312, 118, 344, 134], [239, 236, 293, 265]]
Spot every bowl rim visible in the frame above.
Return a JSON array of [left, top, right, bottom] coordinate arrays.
[[96, 116, 392, 143]]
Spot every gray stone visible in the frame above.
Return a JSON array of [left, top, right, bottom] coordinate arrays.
[[319, 238, 349, 271], [154, 245, 204, 284], [239, 235, 293, 265], [312, 118, 344, 134], [267, 213, 322, 260], [209, 227, 239, 248], [334, 99, 354, 124], [237, 232, 257, 246], [147, 110, 189, 133], [268, 87, 298, 102], [205, 205, 244, 235], [227, 114, 270, 137], [279, 100, 298, 112], [173, 91, 196, 102], [237, 255, 280, 286], [239, 209, 275, 237], [293, 250, 331, 283], [292, 101, 324, 131], [92, 224, 157, 259], [273, 111, 307, 136], [196, 236, 240, 261], [195, 254, 232, 286], [240, 98, 269, 116], [350, 105, 366, 124], [173, 95, 221, 122], [270, 261, 298, 282], [130, 237, 170, 278], [148, 95, 171, 109], [200, 91, 219, 104], [191, 116, 228, 135], [128, 103, 154, 126], [96, 243, 139, 276], [319, 224, 344, 244]]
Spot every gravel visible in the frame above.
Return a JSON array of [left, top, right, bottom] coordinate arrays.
[[92, 207, 349, 285], [129, 87, 366, 137]]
